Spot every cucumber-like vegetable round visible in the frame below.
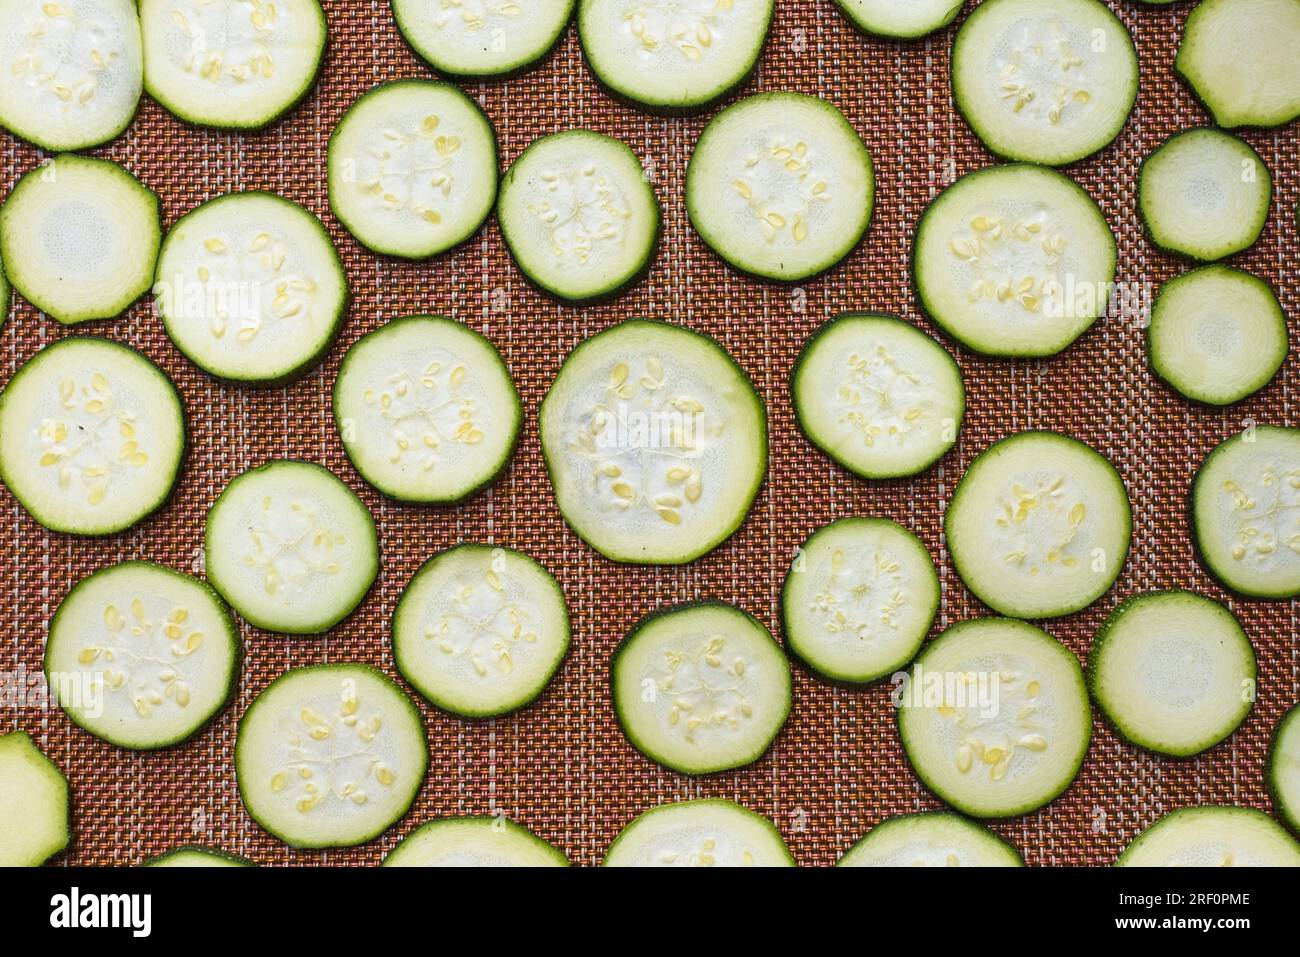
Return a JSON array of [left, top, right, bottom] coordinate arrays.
[[383, 817, 569, 866], [205, 460, 378, 634], [0, 155, 161, 325], [791, 313, 964, 479], [539, 319, 766, 564], [155, 191, 349, 385], [837, 812, 1024, 867], [1138, 128, 1272, 261], [781, 518, 938, 685], [393, 544, 569, 718], [0, 731, 70, 866], [1147, 266, 1287, 407], [46, 561, 241, 750], [946, 431, 1130, 618], [0, 337, 185, 536], [497, 130, 659, 302], [145, 846, 253, 867], [0, 0, 142, 151], [1116, 807, 1300, 867], [685, 92, 874, 281], [140, 0, 326, 129], [835, 0, 961, 39], [578, 0, 773, 108], [951, 0, 1137, 165], [328, 80, 498, 260], [899, 618, 1091, 818], [1175, 0, 1300, 129], [393, 0, 574, 77], [236, 664, 427, 849], [1270, 705, 1300, 835], [1088, 590, 1255, 758], [913, 163, 1116, 357], [612, 602, 791, 775], [1192, 426, 1300, 599], [603, 799, 794, 866]]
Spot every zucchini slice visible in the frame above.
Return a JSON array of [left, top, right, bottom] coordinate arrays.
[[1192, 426, 1300, 599], [951, 0, 1138, 165], [328, 80, 498, 260], [1116, 807, 1300, 867], [603, 799, 794, 866], [835, 0, 961, 39], [611, 602, 791, 775], [1147, 266, 1287, 407], [204, 460, 378, 634], [393, 0, 574, 78], [0, 731, 70, 866], [1270, 705, 1300, 834], [1088, 590, 1255, 758], [898, 618, 1091, 819], [791, 313, 964, 479], [1138, 128, 1272, 261], [155, 191, 349, 385], [781, 517, 939, 685], [1176, 0, 1300, 129], [837, 812, 1024, 867], [145, 846, 253, 867], [539, 319, 766, 565], [393, 544, 569, 718], [333, 316, 521, 504], [913, 163, 1116, 357], [46, 561, 241, 750], [0, 0, 142, 151], [945, 431, 1131, 618], [578, 0, 773, 108], [0, 155, 161, 325], [497, 130, 659, 302], [383, 817, 569, 866], [235, 664, 427, 848], [140, 0, 326, 129], [685, 92, 874, 281], [0, 337, 185, 536]]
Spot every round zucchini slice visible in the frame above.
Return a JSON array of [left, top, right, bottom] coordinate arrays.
[[0, 730, 70, 866], [539, 319, 766, 565], [897, 618, 1092, 819], [603, 799, 794, 866], [393, 0, 574, 77], [837, 812, 1024, 867], [834, 0, 962, 39], [144, 846, 253, 867], [1116, 807, 1300, 867], [1270, 705, 1300, 835], [383, 817, 569, 866], [685, 92, 874, 281], [0, 337, 185, 536]]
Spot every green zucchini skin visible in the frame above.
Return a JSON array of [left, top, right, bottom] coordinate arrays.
[[833, 0, 963, 40]]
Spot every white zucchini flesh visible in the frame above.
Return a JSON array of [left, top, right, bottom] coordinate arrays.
[[791, 313, 964, 479], [145, 847, 252, 866], [497, 130, 659, 302], [0, 337, 185, 536], [603, 799, 794, 866], [951, 0, 1137, 166], [1116, 807, 1300, 867], [611, 603, 791, 775], [782, 518, 939, 685], [204, 460, 378, 634], [1147, 266, 1287, 407], [393, 544, 569, 718], [578, 0, 773, 108], [837, 812, 1024, 867], [898, 618, 1091, 819], [913, 164, 1116, 357], [0, 0, 142, 151], [1271, 706, 1300, 835], [835, 0, 961, 39], [46, 561, 241, 750], [0, 731, 70, 866], [394, 0, 574, 77], [328, 80, 498, 260], [1088, 591, 1255, 758], [155, 192, 348, 384], [0, 155, 161, 325], [1192, 427, 1300, 599], [539, 320, 766, 565], [945, 431, 1131, 618], [140, 0, 326, 129], [685, 92, 874, 281], [1176, 0, 1300, 129], [383, 818, 569, 866], [1139, 129, 1272, 262], [333, 316, 521, 504]]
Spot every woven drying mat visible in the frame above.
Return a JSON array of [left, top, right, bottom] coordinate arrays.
[[1, 0, 1297, 867]]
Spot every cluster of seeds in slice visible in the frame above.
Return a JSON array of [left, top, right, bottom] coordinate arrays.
[[732, 138, 830, 245], [427, 564, 540, 679], [363, 358, 484, 467], [527, 162, 632, 265], [655, 633, 753, 742], [168, 0, 280, 85], [84, 598, 205, 717], [946, 671, 1049, 782], [995, 478, 1087, 574], [1220, 472, 1300, 564], [951, 213, 1068, 313], [12, 1, 125, 107], [242, 496, 346, 599], [40, 371, 148, 507], [995, 24, 1093, 125]]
